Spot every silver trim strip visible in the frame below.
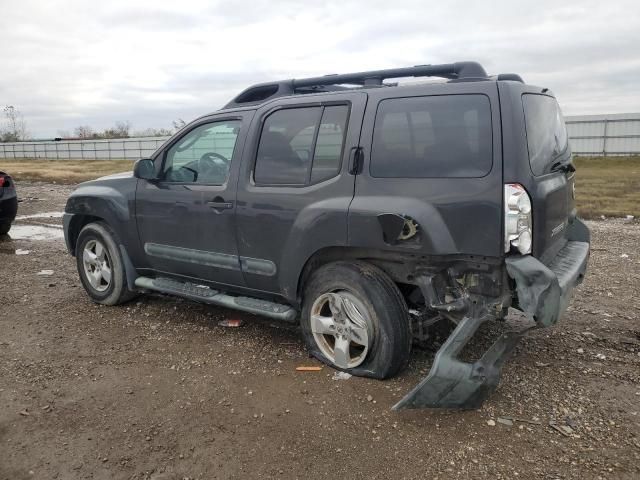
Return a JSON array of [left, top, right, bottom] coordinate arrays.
[[144, 243, 277, 276]]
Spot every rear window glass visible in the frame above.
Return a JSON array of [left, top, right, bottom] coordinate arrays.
[[254, 105, 349, 185], [254, 107, 319, 185], [522, 94, 570, 176], [370, 95, 492, 178]]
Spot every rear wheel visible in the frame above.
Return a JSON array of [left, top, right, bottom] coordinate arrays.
[[300, 261, 411, 379], [76, 222, 137, 305]]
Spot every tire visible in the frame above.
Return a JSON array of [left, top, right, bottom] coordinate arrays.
[[75, 222, 138, 305], [0, 220, 10, 235], [300, 261, 411, 379]]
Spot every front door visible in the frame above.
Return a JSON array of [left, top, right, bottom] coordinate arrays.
[[135, 112, 253, 288]]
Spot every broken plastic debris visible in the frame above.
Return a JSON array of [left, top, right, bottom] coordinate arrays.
[[37, 269, 54, 276], [218, 319, 244, 328], [295, 366, 323, 372], [15, 249, 30, 255], [332, 371, 352, 380], [620, 254, 629, 258], [549, 422, 574, 437]]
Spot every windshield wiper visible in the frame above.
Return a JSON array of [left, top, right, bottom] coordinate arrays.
[[550, 161, 576, 173]]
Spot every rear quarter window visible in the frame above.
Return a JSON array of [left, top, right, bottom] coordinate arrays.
[[370, 94, 493, 178], [522, 93, 570, 176]]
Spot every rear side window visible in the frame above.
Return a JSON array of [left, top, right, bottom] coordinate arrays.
[[522, 94, 569, 176], [254, 105, 349, 185], [370, 95, 492, 178]]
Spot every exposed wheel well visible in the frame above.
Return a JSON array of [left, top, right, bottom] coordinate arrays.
[[295, 247, 421, 305], [67, 215, 104, 255], [295, 247, 508, 312]]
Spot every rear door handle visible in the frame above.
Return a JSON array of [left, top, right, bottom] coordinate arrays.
[[207, 197, 233, 211]]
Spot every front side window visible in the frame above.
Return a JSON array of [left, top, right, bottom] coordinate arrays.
[[522, 94, 570, 176], [163, 120, 241, 184], [370, 95, 493, 178], [254, 105, 349, 185]]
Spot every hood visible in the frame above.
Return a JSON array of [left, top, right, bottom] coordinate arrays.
[[96, 170, 134, 181]]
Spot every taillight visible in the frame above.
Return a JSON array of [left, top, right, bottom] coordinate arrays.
[[504, 183, 532, 255], [0, 176, 8, 187]]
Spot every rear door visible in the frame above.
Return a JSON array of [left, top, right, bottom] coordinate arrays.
[[349, 82, 503, 258], [235, 92, 366, 296]]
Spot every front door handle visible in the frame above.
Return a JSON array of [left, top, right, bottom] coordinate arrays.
[[348, 146, 364, 175], [207, 196, 233, 211]]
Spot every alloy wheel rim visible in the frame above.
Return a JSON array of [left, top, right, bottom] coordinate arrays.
[[82, 239, 112, 292], [310, 291, 373, 369]]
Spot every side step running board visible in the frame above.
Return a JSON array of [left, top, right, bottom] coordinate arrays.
[[134, 276, 297, 322]]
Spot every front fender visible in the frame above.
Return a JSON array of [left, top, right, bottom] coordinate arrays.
[[63, 176, 141, 260], [65, 185, 131, 223]]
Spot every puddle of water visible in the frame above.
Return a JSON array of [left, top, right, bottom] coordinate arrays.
[[15, 211, 65, 220], [3, 224, 64, 241]]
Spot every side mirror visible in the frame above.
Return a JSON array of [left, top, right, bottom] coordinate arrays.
[[133, 158, 157, 181]]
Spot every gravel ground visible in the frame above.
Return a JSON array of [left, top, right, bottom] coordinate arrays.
[[1, 183, 639, 480]]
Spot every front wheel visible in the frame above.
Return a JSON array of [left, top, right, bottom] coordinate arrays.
[[300, 261, 411, 379], [0, 220, 11, 235], [75, 222, 138, 305]]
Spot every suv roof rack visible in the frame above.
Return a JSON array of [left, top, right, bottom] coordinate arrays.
[[224, 61, 489, 109]]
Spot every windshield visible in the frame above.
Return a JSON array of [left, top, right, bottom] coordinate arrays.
[[522, 94, 570, 176]]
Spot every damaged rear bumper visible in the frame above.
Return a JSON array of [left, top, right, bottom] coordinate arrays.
[[394, 218, 590, 410], [506, 217, 590, 328]]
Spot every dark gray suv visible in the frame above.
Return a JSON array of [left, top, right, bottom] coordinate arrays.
[[63, 62, 590, 409]]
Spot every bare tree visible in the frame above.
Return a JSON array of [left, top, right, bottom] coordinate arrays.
[[1, 105, 29, 142], [114, 120, 131, 138], [74, 125, 95, 139], [134, 127, 173, 137], [103, 120, 131, 139]]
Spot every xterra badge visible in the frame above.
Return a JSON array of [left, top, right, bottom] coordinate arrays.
[[551, 221, 566, 237]]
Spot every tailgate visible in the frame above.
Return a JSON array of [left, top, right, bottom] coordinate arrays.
[[521, 93, 575, 263]]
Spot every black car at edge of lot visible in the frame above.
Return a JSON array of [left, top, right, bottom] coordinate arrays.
[[62, 61, 590, 409], [0, 171, 18, 235]]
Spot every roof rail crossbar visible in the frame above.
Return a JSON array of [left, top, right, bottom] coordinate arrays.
[[223, 61, 488, 108], [292, 61, 487, 88]]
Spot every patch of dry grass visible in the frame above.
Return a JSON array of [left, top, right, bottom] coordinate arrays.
[[1, 156, 638, 218], [574, 156, 640, 219], [0, 159, 134, 184]]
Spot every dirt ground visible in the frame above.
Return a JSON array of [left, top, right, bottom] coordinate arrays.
[[1, 183, 639, 480]]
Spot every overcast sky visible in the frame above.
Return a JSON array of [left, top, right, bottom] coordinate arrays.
[[1, 0, 639, 138]]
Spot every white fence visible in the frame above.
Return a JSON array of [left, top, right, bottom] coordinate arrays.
[[1, 113, 639, 160], [0, 136, 170, 160], [565, 113, 640, 156]]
